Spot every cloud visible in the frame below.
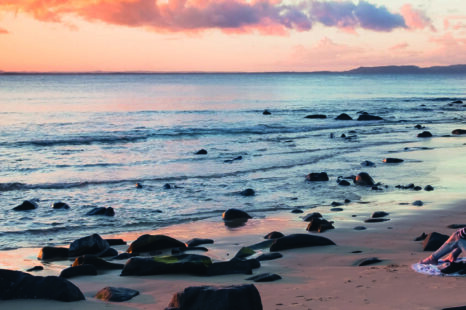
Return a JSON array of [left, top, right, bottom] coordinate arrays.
[[0, 27, 8, 34], [0, 0, 416, 34], [400, 4, 435, 31], [390, 42, 409, 51]]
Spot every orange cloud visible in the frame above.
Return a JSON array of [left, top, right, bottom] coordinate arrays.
[[400, 4, 435, 31], [390, 42, 409, 51], [0, 27, 8, 34]]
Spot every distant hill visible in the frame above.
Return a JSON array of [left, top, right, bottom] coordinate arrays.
[[345, 64, 466, 74]]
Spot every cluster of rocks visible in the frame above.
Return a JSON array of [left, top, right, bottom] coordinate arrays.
[[12, 200, 115, 217]]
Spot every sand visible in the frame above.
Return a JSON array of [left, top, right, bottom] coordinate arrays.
[[1, 144, 466, 309]]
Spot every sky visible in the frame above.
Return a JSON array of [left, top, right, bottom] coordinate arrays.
[[0, 0, 465, 72]]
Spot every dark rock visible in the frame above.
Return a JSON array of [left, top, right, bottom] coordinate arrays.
[[105, 238, 127, 246], [330, 207, 343, 212], [414, 186, 422, 191], [0, 269, 85, 301], [355, 257, 382, 266], [364, 218, 390, 223], [37, 247, 69, 260], [262, 109, 271, 115], [448, 224, 466, 229], [73, 255, 124, 270], [338, 180, 351, 186], [344, 199, 351, 203], [240, 188, 255, 196], [234, 247, 256, 259], [361, 160, 376, 167], [383, 158, 404, 163], [452, 129, 466, 135], [13, 200, 38, 211], [195, 149, 208, 155], [451, 100, 463, 104], [331, 201, 343, 207], [135, 182, 143, 188], [26, 266, 44, 272], [247, 273, 282, 282], [442, 307, 466, 310], [166, 284, 262, 310], [371, 211, 389, 218], [247, 240, 275, 250], [302, 212, 322, 221], [291, 209, 303, 214], [414, 232, 427, 241], [357, 114, 383, 121], [207, 259, 259, 276], [99, 247, 119, 257], [306, 172, 329, 182], [335, 113, 353, 120], [127, 234, 186, 254], [163, 183, 172, 189], [224, 156, 243, 163], [186, 238, 214, 247], [354, 226, 367, 231], [59, 264, 98, 278], [69, 234, 110, 257], [51, 202, 70, 209], [424, 185, 434, 191], [264, 231, 284, 239], [305, 114, 326, 119], [423, 232, 449, 251], [256, 253, 283, 261], [439, 261, 466, 274], [121, 254, 212, 276], [96, 287, 139, 302], [412, 200, 424, 206], [414, 124, 425, 129], [418, 131, 432, 138], [270, 233, 336, 252], [354, 172, 375, 186], [306, 218, 334, 233], [86, 206, 115, 216], [222, 209, 252, 221]]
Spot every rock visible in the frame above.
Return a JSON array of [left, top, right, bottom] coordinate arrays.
[[354, 172, 375, 186], [99, 247, 119, 257], [291, 209, 303, 214], [414, 232, 427, 241], [302, 212, 322, 221], [26, 266, 44, 272], [240, 188, 255, 196], [59, 264, 98, 278], [414, 124, 425, 129], [364, 218, 390, 223], [234, 247, 255, 259], [0, 269, 85, 301], [121, 254, 212, 276], [270, 234, 336, 252], [135, 182, 143, 188], [264, 231, 284, 239], [371, 211, 389, 218], [338, 179, 351, 186], [357, 114, 383, 121], [86, 206, 115, 216], [423, 232, 449, 251], [424, 185, 434, 191], [262, 109, 271, 115], [69, 234, 110, 257], [361, 160, 376, 167], [246, 273, 282, 282], [195, 149, 208, 155], [186, 238, 214, 247], [224, 156, 243, 163], [166, 284, 262, 310], [51, 202, 70, 209], [105, 238, 127, 246], [331, 201, 343, 207], [37, 247, 69, 260], [247, 240, 275, 250], [354, 226, 367, 231], [355, 257, 382, 266], [306, 218, 335, 233], [163, 183, 172, 189], [452, 129, 466, 135], [448, 224, 466, 229], [127, 234, 186, 254], [95, 287, 139, 302], [207, 259, 259, 276], [383, 158, 404, 163], [222, 209, 252, 221], [306, 172, 329, 181], [412, 200, 424, 206], [72, 255, 124, 270], [418, 131, 432, 138], [451, 100, 463, 104], [13, 200, 38, 211], [414, 186, 422, 191], [330, 207, 343, 212], [256, 253, 283, 261], [335, 113, 353, 120], [305, 114, 326, 119]]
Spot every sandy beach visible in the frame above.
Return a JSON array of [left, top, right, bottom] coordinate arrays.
[[2, 143, 466, 309]]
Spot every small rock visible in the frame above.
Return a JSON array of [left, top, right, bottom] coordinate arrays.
[[306, 218, 335, 233], [127, 234, 186, 253], [452, 129, 466, 135], [331, 201, 343, 207], [13, 200, 38, 211], [424, 185, 434, 191], [37, 247, 69, 260], [135, 183, 143, 188], [306, 172, 329, 182], [262, 109, 271, 115], [163, 183, 172, 189], [354, 226, 367, 231], [246, 273, 282, 282], [383, 158, 404, 163], [95, 287, 139, 302], [417, 131, 432, 138], [330, 207, 343, 212], [355, 257, 382, 266], [86, 207, 115, 216], [357, 114, 383, 121], [256, 253, 283, 261], [291, 209, 303, 214], [305, 114, 326, 119], [364, 218, 390, 223], [338, 179, 351, 186], [240, 188, 255, 196], [371, 211, 389, 218], [186, 238, 214, 247], [361, 160, 376, 167], [59, 264, 98, 278], [414, 186, 422, 191], [222, 208, 252, 221], [335, 113, 353, 120], [264, 231, 285, 239], [354, 172, 375, 186], [105, 238, 127, 246], [412, 200, 424, 206], [302, 212, 322, 221], [26, 266, 44, 272], [270, 234, 336, 251], [72, 255, 124, 270], [51, 202, 70, 209], [69, 234, 110, 257], [414, 124, 425, 129], [414, 232, 427, 241], [195, 149, 208, 155]]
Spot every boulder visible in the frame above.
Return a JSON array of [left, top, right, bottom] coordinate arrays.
[[306, 172, 329, 182], [305, 114, 326, 119], [0, 269, 85, 302], [357, 114, 383, 121], [99, 248, 119, 257], [240, 188, 255, 196], [165, 284, 262, 310], [302, 212, 322, 221], [207, 259, 259, 276], [72, 255, 124, 270], [264, 231, 284, 239], [186, 238, 214, 247], [361, 160, 376, 167], [13, 200, 38, 211], [417, 131, 432, 138], [306, 218, 335, 233], [335, 113, 353, 120], [262, 110, 271, 115], [412, 200, 424, 206], [354, 172, 375, 186], [105, 238, 127, 246], [338, 180, 351, 186], [424, 185, 434, 191], [423, 232, 449, 251], [69, 234, 110, 257], [37, 247, 69, 260], [246, 273, 282, 282], [452, 129, 466, 135], [256, 253, 283, 261], [51, 202, 70, 209], [95, 287, 139, 302], [195, 149, 208, 155], [371, 211, 389, 218], [269, 234, 335, 252], [222, 209, 252, 221], [86, 207, 115, 216], [127, 234, 186, 253], [59, 264, 98, 279], [383, 158, 404, 163]]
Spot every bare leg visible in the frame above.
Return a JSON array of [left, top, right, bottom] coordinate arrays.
[[419, 231, 461, 264], [444, 248, 462, 263]]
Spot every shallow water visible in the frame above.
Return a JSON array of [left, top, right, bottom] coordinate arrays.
[[0, 73, 465, 250]]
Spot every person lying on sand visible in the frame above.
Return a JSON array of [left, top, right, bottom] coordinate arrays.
[[420, 228, 466, 265]]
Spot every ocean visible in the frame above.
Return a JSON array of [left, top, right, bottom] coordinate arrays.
[[0, 73, 465, 250]]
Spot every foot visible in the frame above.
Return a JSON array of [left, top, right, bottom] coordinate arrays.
[[419, 255, 438, 265], [444, 248, 461, 263]]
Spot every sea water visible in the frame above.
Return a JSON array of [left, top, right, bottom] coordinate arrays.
[[0, 73, 465, 250]]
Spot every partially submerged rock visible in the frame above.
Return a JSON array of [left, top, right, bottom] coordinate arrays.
[[13, 200, 38, 211], [185, 238, 214, 247], [335, 113, 353, 120], [417, 131, 433, 138], [269, 234, 335, 252], [354, 172, 375, 186], [306, 172, 329, 182], [86, 206, 115, 216], [383, 158, 404, 163], [357, 114, 383, 121], [51, 202, 70, 209], [127, 234, 186, 254], [452, 129, 466, 135]]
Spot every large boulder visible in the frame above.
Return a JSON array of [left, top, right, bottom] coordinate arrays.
[[69, 234, 110, 257], [354, 172, 375, 186], [127, 234, 186, 253], [306, 172, 329, 182], [270, 234, 335, 252], [59, 264, 98, 279], [13, 200, 38, 211], [423, 232, 449, 251], [166, 284, 262, 310], [37, 247, 69, 260], [95, 287, 139, 302], [0, 269, 85, 302], [222, 209, 252, 221]]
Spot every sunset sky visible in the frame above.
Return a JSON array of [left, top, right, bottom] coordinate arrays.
[[0, 0, 465, 72]]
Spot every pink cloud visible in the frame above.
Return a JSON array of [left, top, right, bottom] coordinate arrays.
[[390, 42, 409, 51], [400, 4, 435, 31], [0, 27, 9, 34]]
